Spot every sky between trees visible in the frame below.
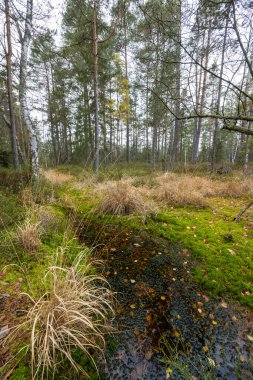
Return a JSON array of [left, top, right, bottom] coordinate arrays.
[[1, 0, 253, 176]]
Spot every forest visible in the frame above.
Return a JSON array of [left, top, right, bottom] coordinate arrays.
[[0, 0, 253, 379]]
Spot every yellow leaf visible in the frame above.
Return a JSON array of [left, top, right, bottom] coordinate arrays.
[[130, 304, 136, 309], [161, 296, 166, 301], [212, 321, 217, 326], [203, 346, 209, 353], [247, 335, 253, 342]]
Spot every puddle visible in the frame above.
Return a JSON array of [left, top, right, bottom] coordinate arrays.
[[76, 220, 253, 379]]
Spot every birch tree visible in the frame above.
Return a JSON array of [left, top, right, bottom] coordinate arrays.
[[19, 0, 39, 178]]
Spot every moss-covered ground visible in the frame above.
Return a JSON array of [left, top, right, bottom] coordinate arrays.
[[0, 163, 252, 379], [52, 164, 253, 308]]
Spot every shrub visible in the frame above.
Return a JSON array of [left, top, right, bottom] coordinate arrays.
[[6, 249, 114, 379]]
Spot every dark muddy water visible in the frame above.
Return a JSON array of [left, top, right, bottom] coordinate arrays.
[[77, 221, 253, 380]]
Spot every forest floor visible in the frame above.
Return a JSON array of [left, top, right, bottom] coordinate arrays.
[[0, 163, 253, 379]]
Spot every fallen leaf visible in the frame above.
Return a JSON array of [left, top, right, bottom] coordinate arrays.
[[247, 335, 253, 342], [173, 329, 180, 338], [161, 295, 166, 301], [130, 304, 136, 309], [203, 346, 209, 353], [146, 313, 153, 325], [116, 306, 125, 314], [133, 327, 140, 335]]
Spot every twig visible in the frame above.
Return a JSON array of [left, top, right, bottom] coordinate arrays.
[[233, 200, 253, 222]]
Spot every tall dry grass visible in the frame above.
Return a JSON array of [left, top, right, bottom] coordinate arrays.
[[155, 173, 253, 207], [5, 249, 114, 379], [96, 179, 154, 216], [41, 169, 74, 185], [15, 219, 42, 254]]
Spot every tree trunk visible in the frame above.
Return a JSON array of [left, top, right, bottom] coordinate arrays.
[[109, 81, 113, 162], [4, 0, 19, 169], [124, 19, 130, 163], [93, 1, 99, 175], [44, 62, 57, 165], [171, 0, 181, 168], [19, 0, 39, 178], [212, 14, 229, 172], [192, 23, 211, 164]]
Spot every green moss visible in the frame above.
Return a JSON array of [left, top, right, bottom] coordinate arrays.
[[145, 203, 253, 307], [0, 190, 24, 227], [8, 360, 31, 380]]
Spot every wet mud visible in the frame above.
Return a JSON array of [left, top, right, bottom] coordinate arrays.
[[76, 220, 253, 380]]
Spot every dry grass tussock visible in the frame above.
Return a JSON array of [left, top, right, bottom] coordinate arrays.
[[74, 177, 96, 190], [41, 169, 74, 184], [155, 173, 253, 206], [13, 205, 63, 253], [216, 179, 253, 197], [19, 187, 35, 207], [15, 219, 42, 253], [5, 249, 114, 379], [96, 179, 154, 216], [155, 181, 207, 207]]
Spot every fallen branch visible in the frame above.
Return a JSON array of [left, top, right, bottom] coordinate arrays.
[[233, 200, 253, 222]]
